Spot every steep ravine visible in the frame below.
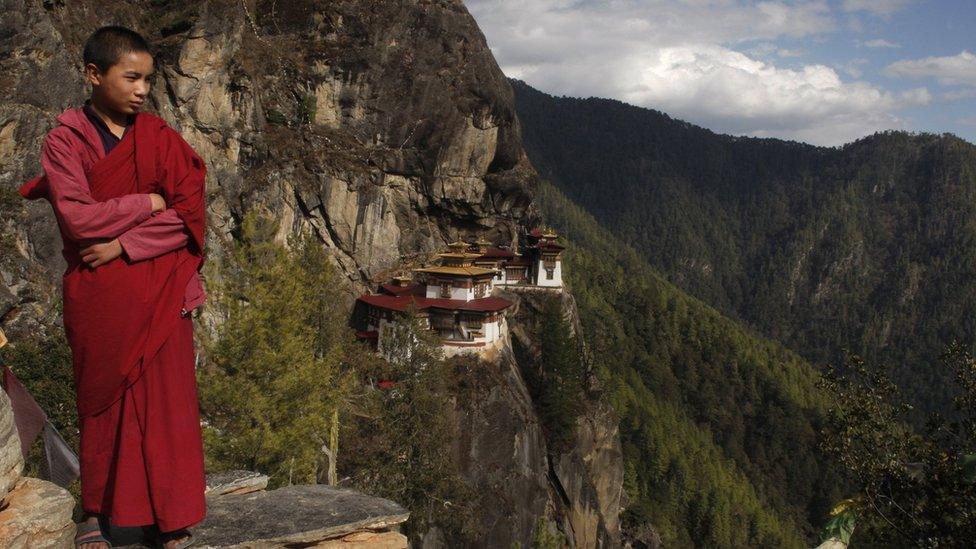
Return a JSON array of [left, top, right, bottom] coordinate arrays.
[[0, 0, 624, 547]]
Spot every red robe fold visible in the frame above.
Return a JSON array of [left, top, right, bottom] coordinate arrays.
[[19, 111, 206, 419]]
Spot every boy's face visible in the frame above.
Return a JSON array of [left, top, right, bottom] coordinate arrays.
[[85, 50, 154, 116]]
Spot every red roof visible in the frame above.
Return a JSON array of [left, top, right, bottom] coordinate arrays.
[[356, 330, 378, 339], [378, 380, 396, 390], [478, 247, 516, 259], [379, 283, 423, 296], [358, 293, 512, 313], [359, 293, 426, 312], [536, 242, 565, 252]]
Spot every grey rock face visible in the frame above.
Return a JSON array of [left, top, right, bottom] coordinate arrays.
[[552, 400, 625, 548], [452, 345, 552, 547], [0, 0, 538, 335], [0, 386, 23, 499], [504, 289, 625, 548]]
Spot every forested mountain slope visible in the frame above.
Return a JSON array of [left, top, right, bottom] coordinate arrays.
[[536, 180, 843, 547], [514, 78, 976, 416]]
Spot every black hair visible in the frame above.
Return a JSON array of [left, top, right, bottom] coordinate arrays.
[[82, 26, 152, 72]]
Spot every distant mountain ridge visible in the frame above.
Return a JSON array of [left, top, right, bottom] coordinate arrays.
[[512, 77, 976, 416]]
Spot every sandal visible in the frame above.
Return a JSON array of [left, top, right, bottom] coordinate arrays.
[[156, 528, 195, 549], [74, 519, 112, 548]]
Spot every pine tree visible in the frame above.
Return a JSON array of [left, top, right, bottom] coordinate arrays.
[[535, 296, 585, 452], [341, 309, 476, 541], [198, 210, 355, 487]]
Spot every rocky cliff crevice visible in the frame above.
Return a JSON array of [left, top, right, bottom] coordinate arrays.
[[504, 289, 624, 548], [442, 304, 623, 547]]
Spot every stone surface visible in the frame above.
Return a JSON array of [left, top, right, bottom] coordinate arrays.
[[552, 400, 625, 548], [451, 345, 552, 547], [0, 384, 24, 499], [205, 469, 269, 496], [0, 476, 75, 549], [192, 484, 409, 548]]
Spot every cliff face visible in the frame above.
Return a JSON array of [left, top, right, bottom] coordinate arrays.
[[1, 0, 538, 330], [448, 289, 623, 548], [505, 289, 624, 548], [0, 1, 622, 547]]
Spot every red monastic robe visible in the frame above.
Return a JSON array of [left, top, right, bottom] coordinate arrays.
[[19, 108, 208, 531]]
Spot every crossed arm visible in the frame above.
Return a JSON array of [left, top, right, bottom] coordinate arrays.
[[80, 209, 192, 268], [42, 130, 192, 268]]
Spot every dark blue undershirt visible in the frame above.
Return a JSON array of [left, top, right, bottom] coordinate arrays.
[[83, 102, 133, 155]]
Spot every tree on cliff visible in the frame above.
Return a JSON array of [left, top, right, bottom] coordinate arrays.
[[198, 210, 356, 488], [341, 310, 476, 541], [525, 295, 586, 453], [819, 345, 976, 546]]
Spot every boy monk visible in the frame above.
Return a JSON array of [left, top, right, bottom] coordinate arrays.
[[18, 26, 207, 549]]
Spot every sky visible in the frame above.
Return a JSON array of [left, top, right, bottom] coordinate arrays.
[[465, 0, 976, 147]]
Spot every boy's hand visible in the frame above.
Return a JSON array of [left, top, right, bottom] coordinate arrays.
[[80, 239, 124, 268], [149, 193, 167, 213]]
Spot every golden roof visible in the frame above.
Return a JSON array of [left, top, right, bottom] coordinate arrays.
[[413, 265, 496, 277], [437, 251, 482, 259]]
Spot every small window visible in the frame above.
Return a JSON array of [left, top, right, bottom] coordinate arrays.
[[441, 283, 452, 298], [546, 268, 554, 280]]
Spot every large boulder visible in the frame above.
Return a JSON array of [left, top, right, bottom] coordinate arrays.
[[0, 476, 75, 548]]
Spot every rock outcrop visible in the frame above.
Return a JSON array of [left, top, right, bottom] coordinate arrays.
[[193, 480, 410, 548], [0, 1, 624, 546], [108, 470, 409, 548], [0, 378, 75, 549]]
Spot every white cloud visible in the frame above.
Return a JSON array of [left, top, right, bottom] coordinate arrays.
[[618, 46, 929, 145], [863, 38, 900, 48], [499, 41, 929, 145], [778, 48, 806, 57], [842, 0, 914, 16], [885, 51, 976, 86], [747, 43, 806, 59], [467, 0, 835, 57], [465, 0, 934, 146], [840, 58, 868, 78]]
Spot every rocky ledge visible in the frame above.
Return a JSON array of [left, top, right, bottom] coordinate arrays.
[[113, 471, 409, 548]]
